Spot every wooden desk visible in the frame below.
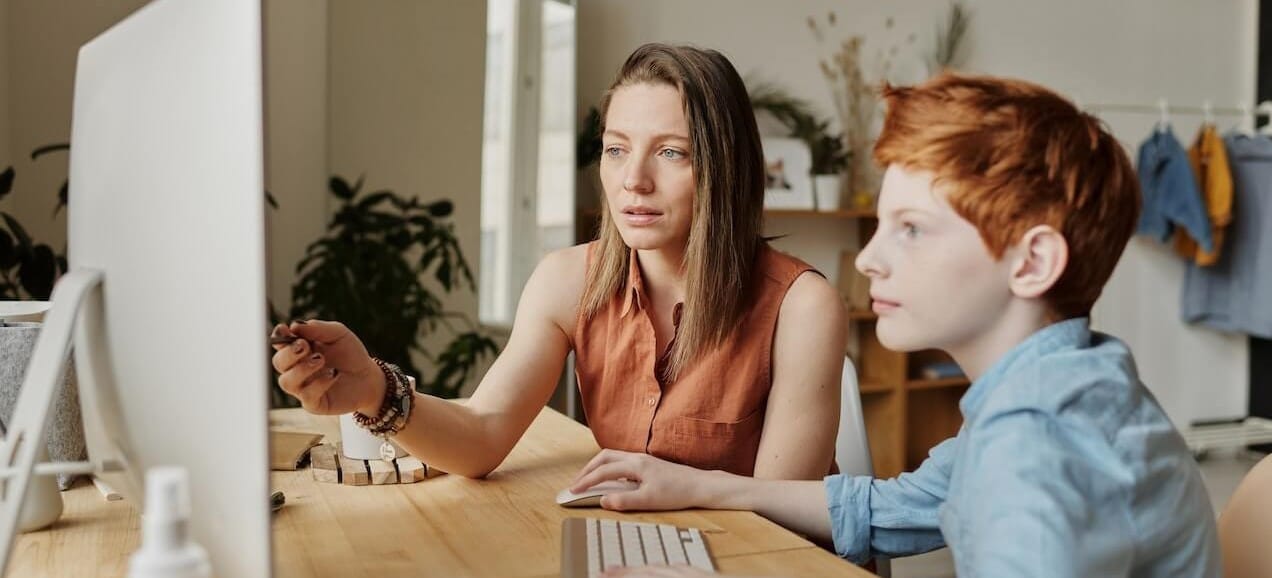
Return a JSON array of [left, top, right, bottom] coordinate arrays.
[[14, 407, 873, 577]]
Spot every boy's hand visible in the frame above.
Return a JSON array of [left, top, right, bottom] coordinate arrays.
[[569, 450, 717, 511]]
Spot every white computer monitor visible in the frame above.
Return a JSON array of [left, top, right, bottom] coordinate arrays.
[[0, 0, 272, 575]]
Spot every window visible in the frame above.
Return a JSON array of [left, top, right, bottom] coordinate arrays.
[[480, 0, 576, 327]]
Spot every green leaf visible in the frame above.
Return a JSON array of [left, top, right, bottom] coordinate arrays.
[[30, 143, 69, 160], [0, 229, 15, 269], [54, 181, 69, 216], [427, 200, 453, 217], [0, 167, 13, 201], [356, 191, 394, 211], [2, 212, 32, 249], [329, 176, 356, 200], [19, 244, 57, 299]]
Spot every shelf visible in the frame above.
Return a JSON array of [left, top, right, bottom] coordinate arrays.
[[858, 380, 896, 395], [906, 377, 971, 391], [765, 208, 876, 219]]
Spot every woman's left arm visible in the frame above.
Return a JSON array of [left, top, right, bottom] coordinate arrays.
[[753, 271, 847, 480]]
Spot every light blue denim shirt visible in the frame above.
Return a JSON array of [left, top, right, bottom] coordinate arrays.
[[825, 318, 1220, 577], [1136, 127, 1213, 253]]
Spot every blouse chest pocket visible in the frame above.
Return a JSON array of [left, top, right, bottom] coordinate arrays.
[[654, 408, 766, 474]]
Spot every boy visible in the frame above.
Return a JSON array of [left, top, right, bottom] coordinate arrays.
[[572, 74, 1221, 577]]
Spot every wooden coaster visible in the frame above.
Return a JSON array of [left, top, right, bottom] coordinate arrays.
[[309, 442, 445, 485]]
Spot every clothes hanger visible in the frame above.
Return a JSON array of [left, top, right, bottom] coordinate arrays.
[[1156, 98, 1170, 133], [1237, 101, 1256, 136]]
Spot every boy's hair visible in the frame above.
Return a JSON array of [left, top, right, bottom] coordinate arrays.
[[874, 73, 1140, 319]]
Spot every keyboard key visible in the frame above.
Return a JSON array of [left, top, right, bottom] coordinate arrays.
[[660, 524, 688, 565], [600, 519, 623, 569], [638, 523, 666, 565], [683, 528, 714, 571], [620, 521, 645, 566], [586, 519, 600, 576]]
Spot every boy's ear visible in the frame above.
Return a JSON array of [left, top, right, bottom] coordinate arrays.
[[1008, 225, 1068, 299]]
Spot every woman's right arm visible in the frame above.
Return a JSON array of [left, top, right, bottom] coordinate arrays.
[[273, 244, 588, 478]]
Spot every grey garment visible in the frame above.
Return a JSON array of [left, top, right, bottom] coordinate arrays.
[[0, 322, 87, 490], [1182, 133, 1272, 338]]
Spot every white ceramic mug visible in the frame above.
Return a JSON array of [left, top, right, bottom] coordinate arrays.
[[338, 413, 386, 460]]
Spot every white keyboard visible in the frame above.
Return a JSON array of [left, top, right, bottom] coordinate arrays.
[[561, 517, 716, 577]]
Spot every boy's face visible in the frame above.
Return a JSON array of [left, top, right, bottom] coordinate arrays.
[[856, 165, 1015, 352]]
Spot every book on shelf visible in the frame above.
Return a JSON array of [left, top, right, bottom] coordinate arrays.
[[918, 361, 965, 381]]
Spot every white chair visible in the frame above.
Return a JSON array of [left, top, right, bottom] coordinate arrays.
[[836, 356, 891, 577]]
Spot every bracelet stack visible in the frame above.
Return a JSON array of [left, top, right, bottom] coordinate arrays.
[[353, 358, 414, 462]]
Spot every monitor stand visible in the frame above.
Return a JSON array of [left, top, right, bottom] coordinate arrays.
[[0, 269, 133, 574]]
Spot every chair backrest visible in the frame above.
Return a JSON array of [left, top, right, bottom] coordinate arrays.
[[836, 356, 874, 476], [1220, 453, 1272, 578], [835, 356, 890, 577]]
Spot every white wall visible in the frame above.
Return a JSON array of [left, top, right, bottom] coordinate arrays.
[[327, 1, 488, 391], [4, 0, 150, 254], [0, 0, 10, 168], [263, 0, 330, 314], [577, 0, 1257, 427]]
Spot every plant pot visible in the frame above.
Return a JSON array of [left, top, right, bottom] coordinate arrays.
[[0, 321, 88, 491], [813, 174, 842, 211]]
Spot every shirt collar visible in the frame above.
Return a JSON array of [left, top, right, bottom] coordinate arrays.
[[959, 317, 1092, 422], [620, 248, 645, 318]]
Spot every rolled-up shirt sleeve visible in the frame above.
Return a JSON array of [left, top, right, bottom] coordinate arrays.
[[824, 436, 955, 563]]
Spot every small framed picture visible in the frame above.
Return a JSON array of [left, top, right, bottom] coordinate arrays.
[[761, 137, 814, 210]]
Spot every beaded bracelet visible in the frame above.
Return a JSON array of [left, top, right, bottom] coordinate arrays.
[[353, 358, 414, 461]]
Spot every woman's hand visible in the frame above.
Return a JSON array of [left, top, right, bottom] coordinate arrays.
[[569, 450, 722, 512], [270, 320, 386, 416]]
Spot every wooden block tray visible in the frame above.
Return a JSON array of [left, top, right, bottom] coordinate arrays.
[[310, 442, 445, 486]]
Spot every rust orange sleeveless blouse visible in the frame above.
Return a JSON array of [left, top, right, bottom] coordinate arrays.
[[572, 242, 816, 476]]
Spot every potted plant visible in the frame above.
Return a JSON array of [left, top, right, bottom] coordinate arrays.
[[0, 147, 69, 301], [286, 175, 498, 405], [748, 83, 849, 211]]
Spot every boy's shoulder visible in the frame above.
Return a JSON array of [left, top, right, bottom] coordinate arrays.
[[976, 331, 1150, 436]]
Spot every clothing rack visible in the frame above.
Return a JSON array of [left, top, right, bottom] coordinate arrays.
[[1079, 98, 1272, 134]]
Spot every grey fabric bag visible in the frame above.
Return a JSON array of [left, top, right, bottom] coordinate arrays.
[[0, 322, 87, 490]]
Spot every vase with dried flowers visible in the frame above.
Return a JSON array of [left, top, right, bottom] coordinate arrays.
[[808, 12, 914, 210]]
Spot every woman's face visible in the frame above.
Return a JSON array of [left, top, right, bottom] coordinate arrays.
[[599, 83, 696, 252]]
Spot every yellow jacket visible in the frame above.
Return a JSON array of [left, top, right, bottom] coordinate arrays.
[[1175, 125, 1232, 265]]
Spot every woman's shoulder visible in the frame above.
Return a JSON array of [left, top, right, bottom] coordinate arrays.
[[538, 242, 592, 277], [527, 243, 592, 329], [756, 243, 820, 286]]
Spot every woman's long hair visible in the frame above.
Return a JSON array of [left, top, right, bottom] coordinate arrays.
[[580, 43, 766, 381]]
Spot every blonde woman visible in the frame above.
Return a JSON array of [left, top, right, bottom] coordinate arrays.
[[271, 43, 846, 481]]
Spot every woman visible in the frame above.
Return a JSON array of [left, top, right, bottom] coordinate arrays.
[[271, 43, 846, 481]]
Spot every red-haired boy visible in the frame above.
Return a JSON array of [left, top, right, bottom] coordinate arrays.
[[573, 74, 1220, 578]]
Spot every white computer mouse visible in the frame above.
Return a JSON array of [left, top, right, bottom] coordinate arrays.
[[555, 479, 640, 507]]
